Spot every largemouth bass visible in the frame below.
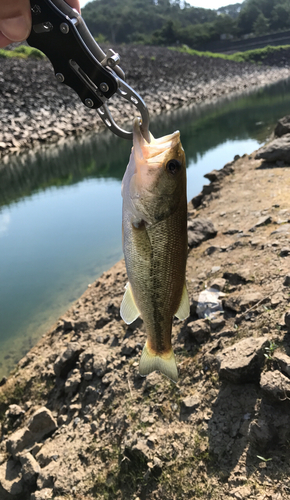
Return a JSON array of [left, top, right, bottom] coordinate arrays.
[[121, 118, 189, 382]]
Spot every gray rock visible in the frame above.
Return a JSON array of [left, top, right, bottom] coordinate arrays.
[[224, 291, 263, 314], [274, 115, 290, 137], [5, 405, 24, 420], [6, 427, 34, 457], [280, 247, 290, 257], [31, 489, 54, 500], [204, 245, 219, 256], [19, 452, 40, 485], [0, 459, 24, 499], [191, 192, 203, 209], [187, 218, 217, 249], [204, 169, 221, 182], [223, 269, 253, 285], [210, 278, 226, 291], [254, 215, 272, 228], [273, 350, 290, 377], [186, 319, 210, 344], [121, 339, 136, 356], [255, 135, 290, 163], [28, 407, 57, 440], [53, 343, 83, 377], [285, 311, 290, 328], [181, 395, 200, 412], [93, 355, 107, 377], [209, 312, 226, 331], [64, 369, 82, 394], [260, 370, 290, 401], [217, 337, 268, 383]]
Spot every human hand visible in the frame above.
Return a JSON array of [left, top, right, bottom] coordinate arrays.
[[0, 0, 81, 48]]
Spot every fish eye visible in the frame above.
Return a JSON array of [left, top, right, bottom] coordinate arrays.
[[166, 159, 181, 175]]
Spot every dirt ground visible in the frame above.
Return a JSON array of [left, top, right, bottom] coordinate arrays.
[[1, 120, 290, 499]]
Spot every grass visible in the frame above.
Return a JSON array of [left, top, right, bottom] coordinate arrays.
[[170, 43, 290, 64], [0, 45, 45, 59]]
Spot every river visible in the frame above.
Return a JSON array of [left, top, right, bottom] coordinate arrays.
[[1, 77, 290, 378]]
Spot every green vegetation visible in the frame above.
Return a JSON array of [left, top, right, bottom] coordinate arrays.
[[0, 45, 45, 59], [82, 0, 290, 48], [172, 43, 290, 64]]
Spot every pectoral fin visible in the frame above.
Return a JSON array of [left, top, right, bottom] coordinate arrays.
[[175, 283, 190, 320], [120, 282, 140, 324]]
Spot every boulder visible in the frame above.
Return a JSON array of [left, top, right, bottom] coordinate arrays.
[[187, 218, 217, 248], [19, 452, 40, 485], [274, 115, 290, 137], [260, 370, 290, 401], [217, 337, 268, 383], [255, 135, 290, 163], [0, 459, 24, 499], [53, 342, 83, 378]]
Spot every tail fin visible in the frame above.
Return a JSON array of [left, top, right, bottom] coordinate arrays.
[[139, 342, 178, 383]]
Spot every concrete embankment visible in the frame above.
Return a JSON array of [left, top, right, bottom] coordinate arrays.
[[1, 44, 290, 161]]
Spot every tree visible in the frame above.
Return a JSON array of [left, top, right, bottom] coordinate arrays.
[[253, 12, 270, 35]]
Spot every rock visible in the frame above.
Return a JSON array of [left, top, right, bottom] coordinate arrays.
[[273, 350, 290, 376], [217, 337, 268, 383], [181, 395, 200, 414], [31, 489, 53, 500], [224, 291, 264, 314], [280, 247, 290, 257], [204, 245, 219, 255], [255, 135, 290, 163], [253, 215, 272, 228], [64, 369, 82, 394], [210, 278, 226, 291], [93, 355, 107, 377], [284, 274, 290, 286], [121, 339, 136, 356], [260, 370, 290, 401], [0, 377, 7, 387], [274, 115, 290, 137], [187, 218, 217, 248], [186, 319, 210, 343], [223, 269, 253, 285], [36, 462, 55, 490], [19, 452, 40, 485], [0, 459, 24, 499], [28, 407, 57, 440], [191, 192, 203, 209], [53, 343, 83, 377], [5, 405, 25, 420], [6, 427, 34, 457], [285, 311, 290, 328], [209, 312, 226, 331], [223, 228, 240, 235]]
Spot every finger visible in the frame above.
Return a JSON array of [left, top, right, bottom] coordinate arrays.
[[0, 31, 12, 48], [0, 0, 31, 43], [66, 0, 81, 14]]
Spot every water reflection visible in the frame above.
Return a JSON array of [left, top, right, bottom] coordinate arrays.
[[1, 77, 290, 378]]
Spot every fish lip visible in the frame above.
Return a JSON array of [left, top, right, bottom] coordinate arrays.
[[133, 118, 181, 164]]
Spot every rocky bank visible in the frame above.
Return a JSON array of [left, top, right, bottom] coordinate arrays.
[[1, 44, 290, 161], [1, 116, 290, 499]]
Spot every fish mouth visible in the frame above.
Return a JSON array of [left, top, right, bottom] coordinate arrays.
[[133, 117, 181, 165]]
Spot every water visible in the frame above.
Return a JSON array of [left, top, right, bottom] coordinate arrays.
[[1, 77, 290, 378]]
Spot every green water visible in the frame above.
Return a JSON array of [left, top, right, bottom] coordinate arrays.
[[1, 77, 290, 378]]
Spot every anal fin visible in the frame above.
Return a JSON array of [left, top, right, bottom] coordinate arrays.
[[175, 282, 190, 320], [120, 282, 140, 324]]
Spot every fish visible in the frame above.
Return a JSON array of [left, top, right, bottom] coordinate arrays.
[[120, 118, 189, 383]]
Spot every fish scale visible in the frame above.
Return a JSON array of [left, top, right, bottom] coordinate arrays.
[[121, 118, 189, 382]]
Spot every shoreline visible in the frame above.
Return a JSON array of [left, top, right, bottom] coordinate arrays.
[[0, 118, 290, 498], [1, 45, 290, 161]]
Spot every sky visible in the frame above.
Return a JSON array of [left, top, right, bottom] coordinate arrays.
[[79, 0, 235, 10]]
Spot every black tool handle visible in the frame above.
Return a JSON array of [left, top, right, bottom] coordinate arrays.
[[27, 0, 118, 109]]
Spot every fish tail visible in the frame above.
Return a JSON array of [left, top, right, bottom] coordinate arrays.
[[139, 342, 178, 383]]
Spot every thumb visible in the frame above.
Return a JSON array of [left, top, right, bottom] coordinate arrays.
[[0, 0, 31, 43]]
